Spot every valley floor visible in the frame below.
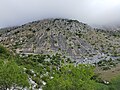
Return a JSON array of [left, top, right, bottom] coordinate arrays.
[[95, 62, 120, 81]]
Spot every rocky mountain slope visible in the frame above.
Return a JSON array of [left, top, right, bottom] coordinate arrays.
[[0, 18, 120, 63]]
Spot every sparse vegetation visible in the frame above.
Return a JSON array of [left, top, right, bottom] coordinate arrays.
[[97, 59, 116, 70]]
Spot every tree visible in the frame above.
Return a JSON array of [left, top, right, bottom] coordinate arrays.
[[0, 45, 13, 59], [43, 64, 97, 90], [0, 60, 29, 90]]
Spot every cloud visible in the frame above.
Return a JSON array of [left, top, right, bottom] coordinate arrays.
[[0, 0, 120, 27]]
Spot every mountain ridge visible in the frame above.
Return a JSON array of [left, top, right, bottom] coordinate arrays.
[[0, 18, 120, 64]]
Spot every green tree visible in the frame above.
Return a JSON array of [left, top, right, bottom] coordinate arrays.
[[0, 60, 29, 90], [43, 64, 97, 90], [0, 45, 13, 59]]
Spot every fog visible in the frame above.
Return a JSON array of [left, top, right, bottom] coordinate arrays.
[[0, 0, 120, 27]]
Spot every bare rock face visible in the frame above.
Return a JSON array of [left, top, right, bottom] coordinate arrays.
[[0, 18, 120, 63]]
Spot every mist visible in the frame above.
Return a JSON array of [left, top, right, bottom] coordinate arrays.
[[0, 0, 120, 28]]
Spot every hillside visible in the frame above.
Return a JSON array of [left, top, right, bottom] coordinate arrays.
[[1, 45, 120, 90], [0, 18, 120, 64]]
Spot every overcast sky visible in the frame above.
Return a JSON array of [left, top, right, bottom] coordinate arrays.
[[0, 0, 120, 28]]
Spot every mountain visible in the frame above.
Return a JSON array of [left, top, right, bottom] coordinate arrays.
[[93, 23, 120, 31], [0, 18, 120, 63]]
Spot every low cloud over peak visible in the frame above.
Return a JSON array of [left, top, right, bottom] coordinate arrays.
[[0, 0, 120, 27]]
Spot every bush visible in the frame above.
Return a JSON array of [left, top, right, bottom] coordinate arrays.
[[102, 66, 111, 70]]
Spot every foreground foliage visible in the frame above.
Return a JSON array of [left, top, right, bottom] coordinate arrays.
[[43, 64, 97, 90], [0, 45, 13, 59], [0, 60, 29, 90], [0, 45, 120, 90]]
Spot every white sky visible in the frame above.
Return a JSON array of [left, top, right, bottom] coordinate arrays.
[[0, 0, 120, 27]]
